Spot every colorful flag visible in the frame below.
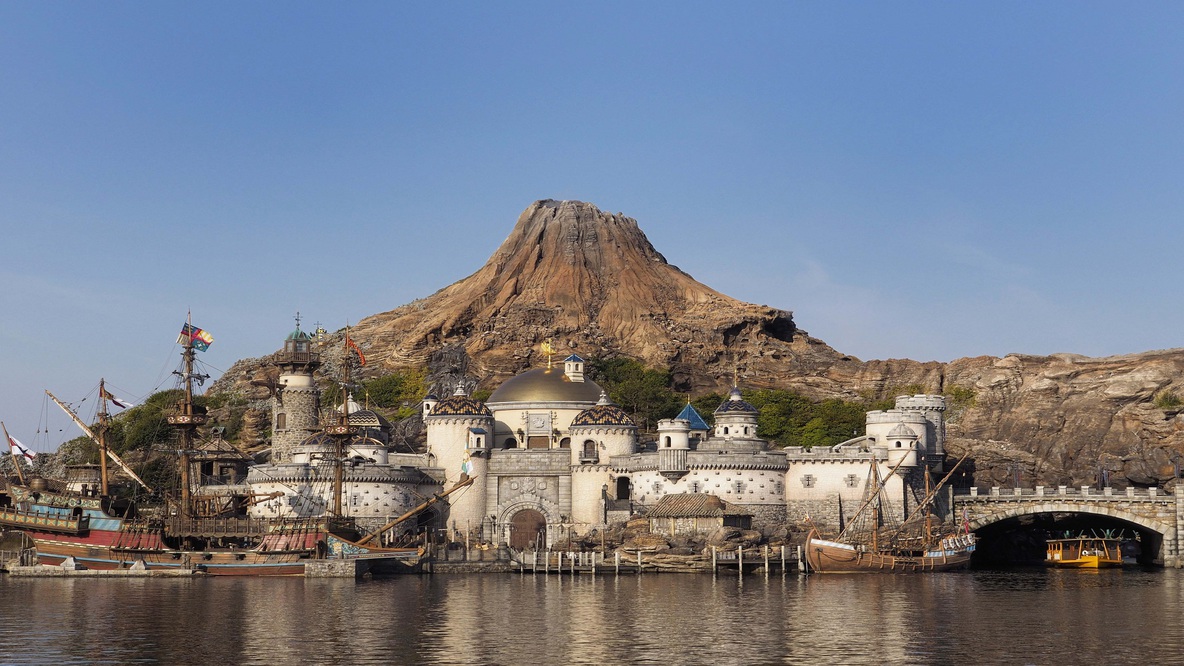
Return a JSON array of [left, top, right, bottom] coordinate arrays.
[[177, 323, 214, 352], [99, 386, 134, 409], [346, 336, 366, 366], [8, 435, 35, 461]]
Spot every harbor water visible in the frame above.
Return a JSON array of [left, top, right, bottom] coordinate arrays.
[[1, 568, 1180, 665]]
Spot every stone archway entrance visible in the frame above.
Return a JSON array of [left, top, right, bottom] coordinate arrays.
[[509, 509, 547, 550]]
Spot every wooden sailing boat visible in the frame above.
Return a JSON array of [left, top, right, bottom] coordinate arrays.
[[804, 453, 976, 573], [0, 320, 464, 575]]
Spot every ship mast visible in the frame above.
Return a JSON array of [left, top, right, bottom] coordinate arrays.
[[923, 461, 932, 545], [97, 378, 111, 496], [1, 421, 26, 487], [47, 389, 153, 492], [322, 326, 359, 518], [166, 317, 209, 518]]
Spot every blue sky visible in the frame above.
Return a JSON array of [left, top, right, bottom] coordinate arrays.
[[2, 2, 1181, 450]]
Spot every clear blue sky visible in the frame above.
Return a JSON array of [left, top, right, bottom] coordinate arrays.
[[2, 2, 1181, 450]]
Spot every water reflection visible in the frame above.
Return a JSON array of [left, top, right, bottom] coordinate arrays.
[[1, 569, 1182, 665]]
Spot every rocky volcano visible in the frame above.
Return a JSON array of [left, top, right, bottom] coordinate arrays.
[[350, 199, 849, 392]]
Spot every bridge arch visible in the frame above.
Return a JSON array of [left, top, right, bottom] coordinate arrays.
[[956, 497, 1179, 566]]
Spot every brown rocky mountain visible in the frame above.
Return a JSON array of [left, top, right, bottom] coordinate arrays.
[[349, 199, 848, 393], [216, 199, 1184, 489]]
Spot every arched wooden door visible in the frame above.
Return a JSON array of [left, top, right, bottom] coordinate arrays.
[[509, 509, 547, 550]]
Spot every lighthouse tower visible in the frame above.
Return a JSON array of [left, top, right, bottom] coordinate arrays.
[[271, 323, 321, 464]]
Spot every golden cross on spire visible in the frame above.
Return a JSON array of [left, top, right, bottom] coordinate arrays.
[[541, 339, 556, 369]]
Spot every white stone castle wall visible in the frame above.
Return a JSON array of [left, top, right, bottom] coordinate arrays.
[[568, 426, 636, 464], [783, 457, 910, 530], [488, 404, 592, 448], [629, 468, 789, 526], [570, 465, 612, 529]]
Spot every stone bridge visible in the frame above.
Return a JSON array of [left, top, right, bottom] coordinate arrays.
[[951, 485, 1184, 567]]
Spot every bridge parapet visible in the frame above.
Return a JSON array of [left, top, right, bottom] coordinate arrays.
[[954, 486, 1174, 503]]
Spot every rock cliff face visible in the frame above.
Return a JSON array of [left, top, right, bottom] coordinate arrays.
[[216, 200, 1184, 488], [941, 352, 1184, 489]]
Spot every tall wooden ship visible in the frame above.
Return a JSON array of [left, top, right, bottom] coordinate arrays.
[[0, 322, 455, 575], [804, 454, 975, 573]]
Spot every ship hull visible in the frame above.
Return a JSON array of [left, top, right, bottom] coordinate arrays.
[[3, 501, 419, 576], [805, 530, 974, 574], [26, 531, 419, 576]]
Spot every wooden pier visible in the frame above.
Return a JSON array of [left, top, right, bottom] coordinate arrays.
[[509, 545, 799, 575]]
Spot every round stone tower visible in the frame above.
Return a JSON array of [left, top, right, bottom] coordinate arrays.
[[709, 387, 764, 451], [894, 394, 947, 462], [271, 325, 321, 464], [569, 392, 637, 528], [424, 384, 494, 537], [657, 418, 691, 482]]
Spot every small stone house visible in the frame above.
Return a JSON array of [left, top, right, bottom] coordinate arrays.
[[647, 493, 752, 536]]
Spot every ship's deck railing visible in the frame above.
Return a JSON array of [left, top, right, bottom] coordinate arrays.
[[953, 486, 1175, 501], [163, 516, 327, 538], [0, 506, 90, 533]]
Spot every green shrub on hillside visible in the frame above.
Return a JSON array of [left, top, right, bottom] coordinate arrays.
[[1154, 389, 1182, 410]]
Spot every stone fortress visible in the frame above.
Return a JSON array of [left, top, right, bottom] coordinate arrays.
[[244, 326, 952, 549]]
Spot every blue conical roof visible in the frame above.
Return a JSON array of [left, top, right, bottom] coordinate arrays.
[[676, 403, 710, 431]]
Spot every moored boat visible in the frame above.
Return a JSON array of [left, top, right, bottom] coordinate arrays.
[[804, 452, 975, 574], [1046, 536, 1122, 569]]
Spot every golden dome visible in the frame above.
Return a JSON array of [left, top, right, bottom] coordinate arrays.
[[486, 367, 604, 404]]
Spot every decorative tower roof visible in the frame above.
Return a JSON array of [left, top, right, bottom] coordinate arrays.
[[714, 387, 757, 415], [675, 403, 710, 431], [887, 423, 919, 439], [572, 392, 636, 427], [278, 318, 320, 374], [429, 385, 492, 418]]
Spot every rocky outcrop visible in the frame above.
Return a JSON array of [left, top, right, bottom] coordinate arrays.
[[941, 352, 1184, 489]]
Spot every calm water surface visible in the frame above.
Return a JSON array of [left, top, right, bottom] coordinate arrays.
[[1, 568, 1180, 665]]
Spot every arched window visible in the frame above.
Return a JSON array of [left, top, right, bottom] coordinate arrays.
[[276, 413, 287, 430], [559, 437, 571, 449], [664, 436, 671, 448], [723, 426, 729, 435], [583, 440, 597, 457], [504, 437, 518, 449]]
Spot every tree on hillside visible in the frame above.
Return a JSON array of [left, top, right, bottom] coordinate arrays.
[[587, 358, 683, 431]]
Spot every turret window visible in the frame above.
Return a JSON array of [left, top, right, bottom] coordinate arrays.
[[664, 436, 671, 448], [276, 413, 287, 430]]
